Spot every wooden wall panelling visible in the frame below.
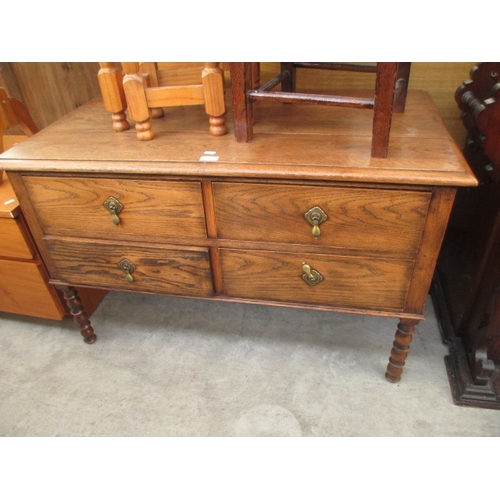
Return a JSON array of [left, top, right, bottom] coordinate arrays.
[[0, 62, 101, 131]]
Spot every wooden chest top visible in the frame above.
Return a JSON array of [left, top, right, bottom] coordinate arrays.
[[0, 90, 476, 188]]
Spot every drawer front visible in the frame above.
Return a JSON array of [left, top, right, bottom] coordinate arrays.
[[220, 249, 413, 312], [0, 258, 65, 319], [23, 177, 207, 242], [45, 239, 214, 297], [213, 183, 431, 255], [0, 218, 34, 259]]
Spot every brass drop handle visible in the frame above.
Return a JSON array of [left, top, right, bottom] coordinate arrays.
[[103, 196, 124, 226], [311, 214, 321, 238], [302, 262, 324, 286], [304, 206, 328, 239], [118, 259, 135, 283]]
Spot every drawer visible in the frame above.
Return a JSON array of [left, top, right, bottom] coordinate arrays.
[[45, 239, 213, 297], [23, 177, 207, 243], [220, 249, 413, 312], [0, 217, 34, 259], [0, 258, 65, 319], [213, 183, 431, 255]]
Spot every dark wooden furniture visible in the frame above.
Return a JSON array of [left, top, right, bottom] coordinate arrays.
[[433, 63, 500, 408], [230, 62, 411, 158], [0, 90, 476, 383]]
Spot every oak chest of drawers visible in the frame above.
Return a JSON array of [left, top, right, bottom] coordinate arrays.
[[0, 90, 477, 382]]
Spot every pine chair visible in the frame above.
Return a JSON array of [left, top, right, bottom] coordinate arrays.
[[0, 87, 39, 184], [98, 63, 228, 140], [230, 62, 411, 158]]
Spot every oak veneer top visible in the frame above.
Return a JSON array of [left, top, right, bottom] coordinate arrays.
[[0, 90, 477, 187]]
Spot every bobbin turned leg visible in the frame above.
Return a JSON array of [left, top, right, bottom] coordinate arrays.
[[202, 63, 227, 136], [59, 286, 96, 344], [385, 319, 419, 383], [121, 63, 154, 141], [98, 63, 130, 132]]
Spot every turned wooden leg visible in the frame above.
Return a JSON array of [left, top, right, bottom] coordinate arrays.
[[121, 63, 155, 141], [151, 108, 164, 119], [59, 286, 97, 344], [385, 319, 419, 383], [134, 119, 154, 141], [110, 111, 130, 131], [98, 63, 130, 132], [202, 63, 228, 136]]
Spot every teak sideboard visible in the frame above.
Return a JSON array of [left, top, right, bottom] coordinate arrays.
[[0, 90, 477, 383]]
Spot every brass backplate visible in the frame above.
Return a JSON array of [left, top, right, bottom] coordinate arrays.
[[304, 206, 328, 227], [103, 196, 123, 215]]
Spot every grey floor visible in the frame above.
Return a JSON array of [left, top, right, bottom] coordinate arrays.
[[1, 291, 499, 437]]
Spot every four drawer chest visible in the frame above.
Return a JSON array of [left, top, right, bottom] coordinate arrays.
[[0, 90, 477, 383]]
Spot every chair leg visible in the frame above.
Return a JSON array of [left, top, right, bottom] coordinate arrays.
[[9, 98, 39, 137], [201, 63, 227, 136], [138, 63, 164, 119], [251, 62, 261, 90], [231, 62, 254, 142], [394, 62, 411, 113], [1, 88, 39, 184], [371, 62, 398, 158], [98, 63, 130, 132], [280, 62, 296, 92], [122, 63, 154, 141]]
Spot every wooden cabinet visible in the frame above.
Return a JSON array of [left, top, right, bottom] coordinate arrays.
[[433, 63, 500, 408], [0, 90, 476, 383], [0, 179, 65, 319]]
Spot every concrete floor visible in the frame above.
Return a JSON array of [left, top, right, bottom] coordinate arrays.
[[0, 291, 499, 437]]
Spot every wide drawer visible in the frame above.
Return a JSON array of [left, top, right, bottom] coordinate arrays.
[[219, 249, 413, 312], [23, 177, 207, 242], [0, 217, 34, 259], [45, 239, 214, 297], [213, 182, 431, 255]]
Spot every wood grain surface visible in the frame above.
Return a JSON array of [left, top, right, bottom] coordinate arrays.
[[45, 238, 213, 297], [23, 176, 208, 244], [219, 249, 413, 312], [213, 182, 431, 256], [0, 218, 34, 259], [0, 258, 66, 319]]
